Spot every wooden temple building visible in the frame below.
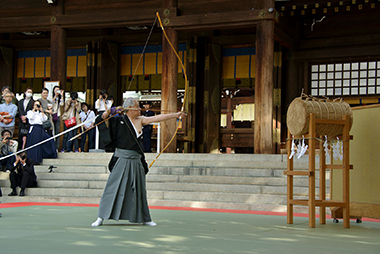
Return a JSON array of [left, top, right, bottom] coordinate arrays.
[[0, 0, 379, 154]]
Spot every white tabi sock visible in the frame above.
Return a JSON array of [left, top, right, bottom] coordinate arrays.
[[143, 221, 157, 226], [91, 217, 104, 227]]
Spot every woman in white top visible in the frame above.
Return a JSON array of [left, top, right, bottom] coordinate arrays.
[[38, 88, 54, 136], [95, 89, 112, 113], [25, 101, 57, 163]]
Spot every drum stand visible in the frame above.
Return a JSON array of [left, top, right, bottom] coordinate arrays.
[[284, 113, 352, 228]]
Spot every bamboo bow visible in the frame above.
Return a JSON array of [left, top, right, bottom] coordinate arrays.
[[148, 12, 189, 168], [70, 13, 189, 169]]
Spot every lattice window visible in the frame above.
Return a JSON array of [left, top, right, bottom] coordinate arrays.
[[311, 60, 380, 97]]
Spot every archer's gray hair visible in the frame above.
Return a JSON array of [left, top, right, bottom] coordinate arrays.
[[122, 97, 136, 108]]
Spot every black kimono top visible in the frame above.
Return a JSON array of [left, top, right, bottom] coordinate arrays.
[[96, 113, 143, 155]]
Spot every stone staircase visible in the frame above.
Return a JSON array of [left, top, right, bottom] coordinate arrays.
[[0, 153, 328, 213]]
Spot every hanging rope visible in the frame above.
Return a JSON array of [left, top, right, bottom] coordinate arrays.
[[126, 16, 158, 91]]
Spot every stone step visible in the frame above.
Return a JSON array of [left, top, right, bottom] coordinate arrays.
[[42, 158, 310, 170], [42, 159, 109, 166], [1, 179, 325, 197], [1, 184, 312, 201], [58, 152, 289, 161], [4, 187, 105, 198], [57, 152, 113, 160], [36, 162, 322, 178], [0, 153, 330, 214], [34, 165, 108, 174], [36, 180, 105, 189], [36, 173, 109, 181], [1, 172, 330, 189], [156, 175, 329, 187], [33, 166, 327, 181], [37, 165, 298, 177], [146, 182, 315, 196], [148, 167, 317, 177], [47, 153, 313, 169], [57, 152, 313, 165], [145, 153, 288, 162], [2, 173, 329, 188]]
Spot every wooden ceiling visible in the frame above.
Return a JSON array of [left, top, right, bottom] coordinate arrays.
[[0, 0, 266, 50], [0, 0, 379, 53]]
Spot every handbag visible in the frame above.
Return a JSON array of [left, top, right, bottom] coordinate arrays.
[[64, 108, 77, 128], [64, 117, 76, 128], [52, 113, 58, 122], [43, 119, 52, 130]]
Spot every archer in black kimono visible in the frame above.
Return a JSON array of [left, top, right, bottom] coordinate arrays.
[[91, 98, 186, 227]]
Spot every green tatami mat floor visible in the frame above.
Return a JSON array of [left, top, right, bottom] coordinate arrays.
[[0, 205, 379, 254]]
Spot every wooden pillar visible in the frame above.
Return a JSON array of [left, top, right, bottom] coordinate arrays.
[[308, 113, 316, 228], [319, 136, 326, 224], [161, 0, 178, 153], [86, 41, 97, 106], [342, 115, 350, 228], [50, 1, 66, 91], [202, 43, 222, 153], [50, 26, 67, 90], [161, 26, 178, 153], [254, 0, 275, 154], [98, 39, 120, 104], [184, 38, 197, 153], [226, 95, 232, 154], [0, 47, 14, 90], [273, 43, 282, 154], [286, 131, 294, 224]]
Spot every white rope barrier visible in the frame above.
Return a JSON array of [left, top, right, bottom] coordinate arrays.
[[0, 115, 98, 161]]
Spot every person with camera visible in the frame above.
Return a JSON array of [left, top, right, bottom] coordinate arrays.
[[25, 101, 57, 163], [38, 88, 54, 137], [0, 130, 18, 172], [0, 91, 18, 137], [61, 91, 81, 152], [8, 152, 37, 197], [52, 86, 64, 151], [17, 87, 34, 151], [95, 90, 112, 149], [95, 89, 112, 114]]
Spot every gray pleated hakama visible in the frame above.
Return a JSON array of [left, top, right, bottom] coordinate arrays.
[[97, 149, 152, 223]]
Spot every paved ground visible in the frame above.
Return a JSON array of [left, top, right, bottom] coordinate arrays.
[[0, 203, 379, 254]]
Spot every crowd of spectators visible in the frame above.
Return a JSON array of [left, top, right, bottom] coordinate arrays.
[[0, 86, 118, 197], [0, 85, 99, 161]]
